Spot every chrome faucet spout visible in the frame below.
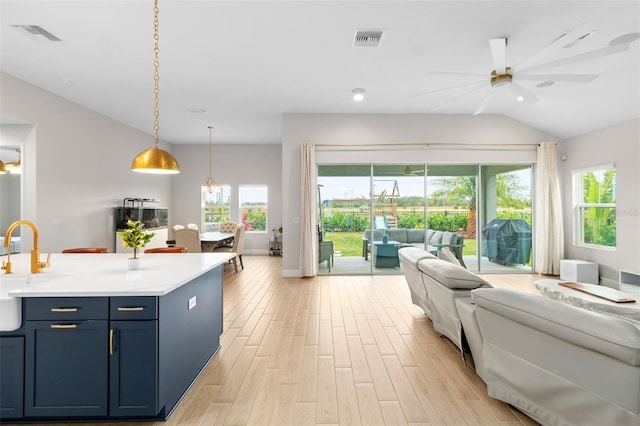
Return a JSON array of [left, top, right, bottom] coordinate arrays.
[[2, 220, 50, 274]]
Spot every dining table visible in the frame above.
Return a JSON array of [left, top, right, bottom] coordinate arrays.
[[200, 231, 235, 252]]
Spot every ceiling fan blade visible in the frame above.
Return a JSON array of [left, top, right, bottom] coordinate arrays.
[[430, 83, 487, 111], [514, 23, 589, 70], [516, 74, 599, 83], [426, 71, 487, 78], [509, 82, 539, 104], [489, 38, 507, 74], [410, 79, 486, 98], [518, 42, 630, 75], [473, 88, 493, 115]]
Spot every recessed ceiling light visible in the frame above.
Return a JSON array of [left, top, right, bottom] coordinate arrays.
[[516, 96, 524, 102], [351, 88, 365, 101]]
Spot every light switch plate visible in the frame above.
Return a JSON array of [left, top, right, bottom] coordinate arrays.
[[188, 296, 197, 310]]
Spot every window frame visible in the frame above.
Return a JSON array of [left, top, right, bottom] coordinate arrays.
[[202, 184, 232, 232], [572, 163, 616, 251], [239, 184, 268, 233]]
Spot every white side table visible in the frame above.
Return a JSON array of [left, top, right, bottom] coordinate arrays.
[[560, 259, 599, 284]]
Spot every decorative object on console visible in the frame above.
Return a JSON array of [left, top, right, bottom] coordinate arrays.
[[118, 220, 156, 267], [131, 0, 180, 174]]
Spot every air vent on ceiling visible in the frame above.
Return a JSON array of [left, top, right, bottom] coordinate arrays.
[[353, 30, 384, 47], [13, 25, 61, 41]]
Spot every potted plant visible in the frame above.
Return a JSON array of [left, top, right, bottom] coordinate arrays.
[[118, 220, 156, 269]]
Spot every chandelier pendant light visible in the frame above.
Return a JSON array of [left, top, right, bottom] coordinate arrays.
[[131, 0, 180, 174], [203, 126, 218, 193]]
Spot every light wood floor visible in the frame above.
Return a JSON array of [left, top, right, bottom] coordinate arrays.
[[22, 256, 545, 426]]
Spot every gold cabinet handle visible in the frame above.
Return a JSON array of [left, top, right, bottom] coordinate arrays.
[[50, 324, 77, 329], [51, 307, 78, 313], [117, 307, 144, 311], [109, 329, 114, 356]]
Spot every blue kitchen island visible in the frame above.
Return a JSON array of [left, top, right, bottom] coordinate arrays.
[[0, 252, 232, 422]]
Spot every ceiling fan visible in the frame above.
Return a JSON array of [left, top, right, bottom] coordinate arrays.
[[413, 24, 640, 115]]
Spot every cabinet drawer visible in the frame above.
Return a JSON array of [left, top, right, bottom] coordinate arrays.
[[24, 298, 108, 320], [110, 297, 157, 320]]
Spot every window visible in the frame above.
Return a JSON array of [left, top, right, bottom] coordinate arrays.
[[239, 185, 267, 232], [573, 165, 616, 248], [202, 185, 231, 232]]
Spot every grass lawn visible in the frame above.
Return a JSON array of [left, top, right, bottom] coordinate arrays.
[[325, 231, 478, 257]]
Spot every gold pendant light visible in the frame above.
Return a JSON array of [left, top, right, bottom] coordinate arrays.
[[203, 126, 218, 193], [131, 0, 180, 174], [0, 160, 6, 175]]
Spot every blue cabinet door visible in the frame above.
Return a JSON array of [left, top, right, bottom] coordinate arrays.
[[25, 320, 108, 417], [109, 320, 159, 417], [0, 337, 24, 419]]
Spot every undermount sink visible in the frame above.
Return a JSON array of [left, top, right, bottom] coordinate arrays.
[[1, 274, 53, 332]]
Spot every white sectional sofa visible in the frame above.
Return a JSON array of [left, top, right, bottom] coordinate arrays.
[[399, 246, 640, 425], [398, 246, 491, 354], [470, 288, 640, 426]]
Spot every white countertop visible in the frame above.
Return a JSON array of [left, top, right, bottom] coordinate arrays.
[[1, 252, 233, 297]]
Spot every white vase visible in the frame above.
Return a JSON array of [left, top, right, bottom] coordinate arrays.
[[128, 257, 142, 270]]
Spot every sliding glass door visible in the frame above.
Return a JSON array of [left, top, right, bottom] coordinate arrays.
[[317, 163, 533, 275]]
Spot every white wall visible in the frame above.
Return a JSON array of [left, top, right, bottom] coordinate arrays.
[[561, 118, 640, 285], [172, 143, 282, 254], [282, 113, 557, 277], [0, 72, 174, 253]]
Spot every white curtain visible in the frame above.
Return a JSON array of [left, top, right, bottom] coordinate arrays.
[[300, 143, 317, 277], [535, 141, 564, 275]]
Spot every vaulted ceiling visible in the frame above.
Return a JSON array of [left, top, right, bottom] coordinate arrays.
[[1, 1, 639, 144]]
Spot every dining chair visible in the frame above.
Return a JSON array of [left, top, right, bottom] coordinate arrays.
[[144, 246, 187, 253], [213, 225, 245, 272], [62, 247, 108, 253], [173, 228, 201, 253], [218, 222, 237, 233]]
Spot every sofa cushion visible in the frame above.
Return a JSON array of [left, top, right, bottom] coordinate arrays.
[[418, 258, 491, 289], [430, 230, 444, 244], [441, 231, 457, 245], [387, 229, 407, 243], [406, 229, 425, 243], [472, 288, 640, 366], [426, 229, 435, 243]]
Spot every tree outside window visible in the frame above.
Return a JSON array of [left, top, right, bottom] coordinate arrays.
[[240, 185, 267, 232], [202, 185, 231, 231], [573, 165, 616, 248]]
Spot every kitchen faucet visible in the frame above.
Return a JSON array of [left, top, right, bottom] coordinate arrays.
[[1, 220, 51, 274]]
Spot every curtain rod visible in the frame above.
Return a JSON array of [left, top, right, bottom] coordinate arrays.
[[314, 142, 543, 148], [314, 142, 543, 152]]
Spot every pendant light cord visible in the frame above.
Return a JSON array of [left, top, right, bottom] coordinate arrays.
[[153, 0, 160, 149], [208, 126, 213, 177]]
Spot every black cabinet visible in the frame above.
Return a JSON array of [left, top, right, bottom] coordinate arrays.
[[0, 337, 24, 419]]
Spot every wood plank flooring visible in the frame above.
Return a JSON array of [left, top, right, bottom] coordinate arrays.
[[20, 256, 543, 426]]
